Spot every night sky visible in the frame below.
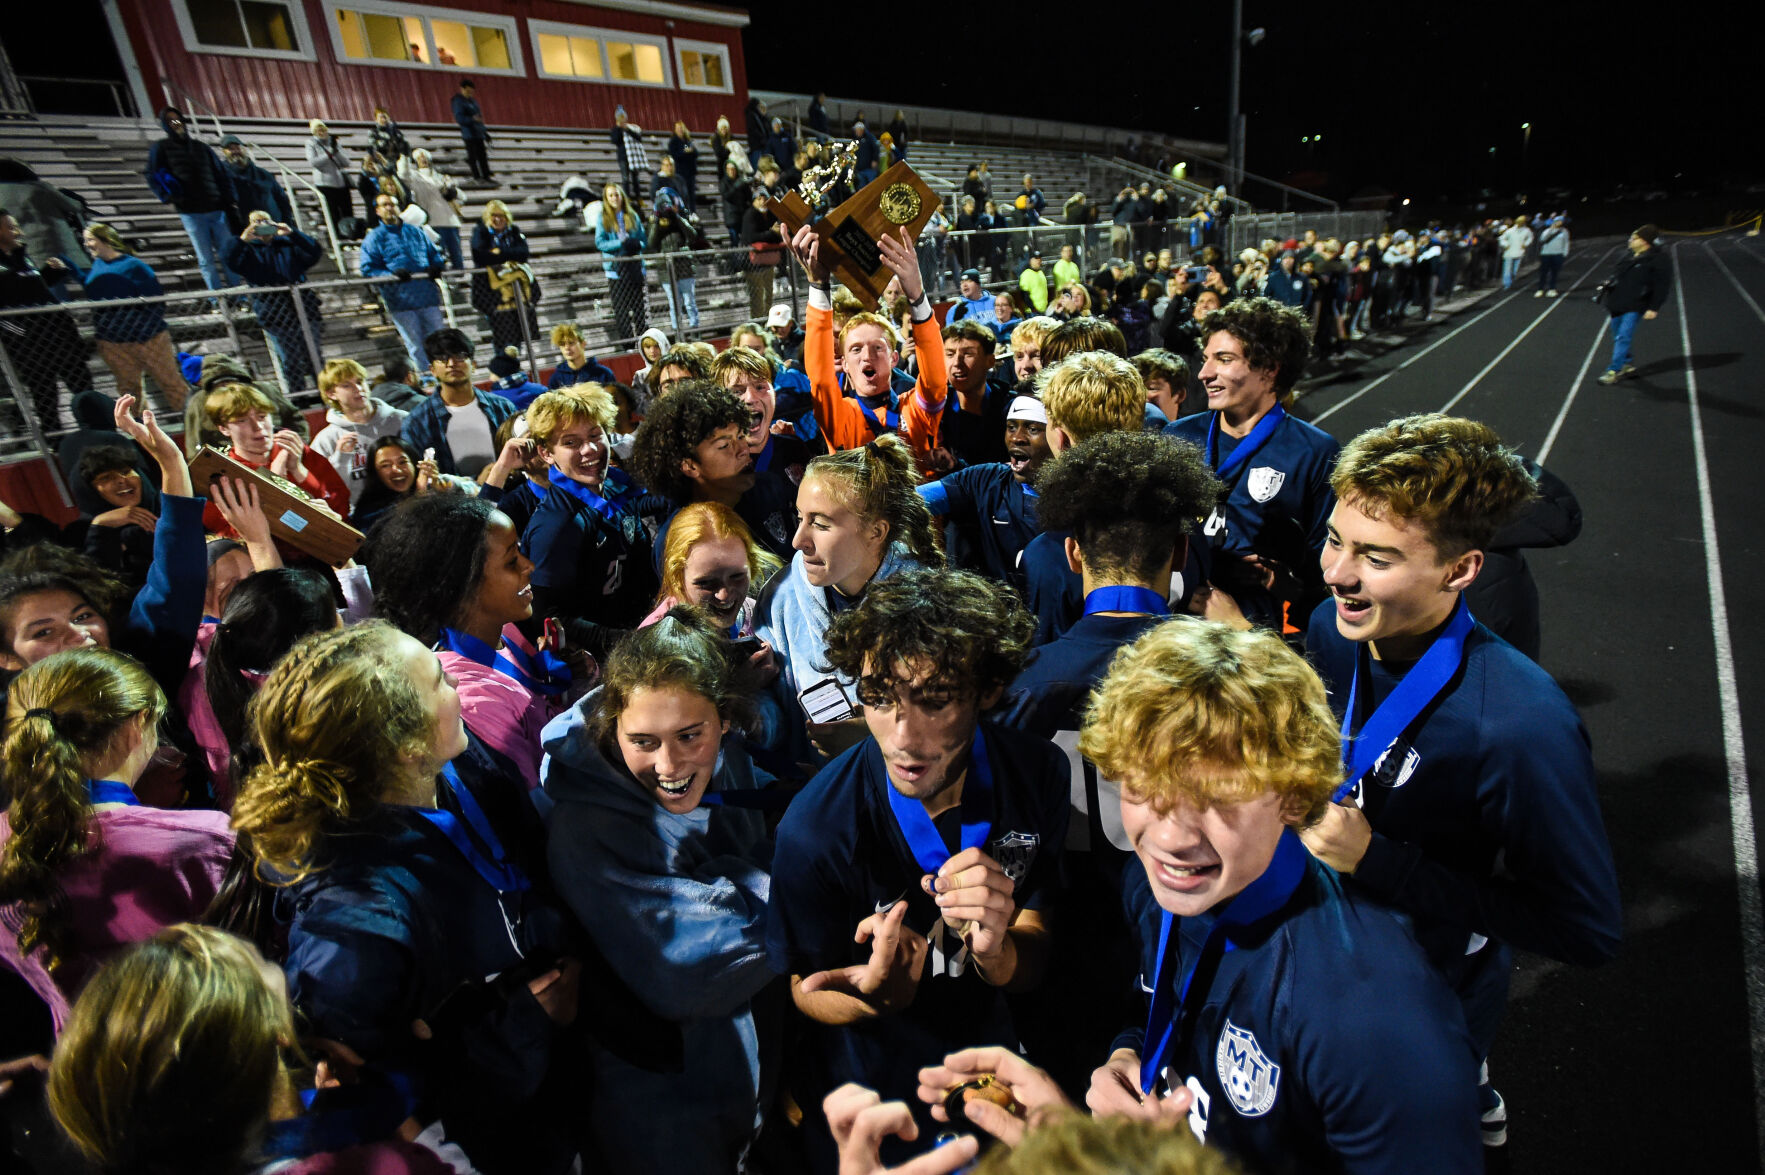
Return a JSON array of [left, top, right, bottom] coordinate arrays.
[[743, 3, 1756, 204]]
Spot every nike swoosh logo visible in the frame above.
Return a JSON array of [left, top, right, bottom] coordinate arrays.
[[875, 890, 907, 914]]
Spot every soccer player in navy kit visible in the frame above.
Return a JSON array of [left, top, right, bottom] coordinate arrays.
[[521, 386, 658, 663], [917, 395, 1051, 587], [1082, 621, 1482, 1174], [938, 319, 1016, 469], [994, 429, 1219, 1094], [629, 379, 800, 567], [1162, 297, 1338, 631], [1301, 414, 1622, 1147], [1018, 352, 1150, 644], [766, 568, 1068, 1168]]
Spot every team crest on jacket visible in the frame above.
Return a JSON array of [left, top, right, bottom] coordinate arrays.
[[1216, 1019, 1280, 1117], [989, 831, 1040, 883], [1246, 467, 1285, 503], [1371, 740, 1421, 788]]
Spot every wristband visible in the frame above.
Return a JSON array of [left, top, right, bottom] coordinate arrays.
[[908, 293, 933, 324], [807, 283, 833, 312]]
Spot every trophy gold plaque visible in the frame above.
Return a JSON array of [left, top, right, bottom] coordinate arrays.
[[188, 446, 364, 566], [768, 155, 939, 311]]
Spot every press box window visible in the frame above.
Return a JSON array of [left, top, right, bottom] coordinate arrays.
[[177, 0, 311, 58], [537, 32, 604, 79], [330, 4, 520, 73], [675, 41, 732, 93], [606, 41, 665, 84], [530, 22, 667, 86]]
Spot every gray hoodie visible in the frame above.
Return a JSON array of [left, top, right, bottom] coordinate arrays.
[[540, 693, 774, 1173], [309, 398, 409, 508]]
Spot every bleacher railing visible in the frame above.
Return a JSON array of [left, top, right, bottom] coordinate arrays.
[[1223, 212, 1388, 260]]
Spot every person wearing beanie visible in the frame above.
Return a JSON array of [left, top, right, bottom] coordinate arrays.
[[611, 106, 650, 207], [1595, 225, 1670, 385], [488, 344, 547, 408], [144, 107, 239, 292]]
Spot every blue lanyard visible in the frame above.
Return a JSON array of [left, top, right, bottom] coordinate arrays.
[[858, 394, 900, 436], [1333, 597, 1474, 804], [1139, 828, 1308, 1094], [1205, 403, 1286, 481], [415, 762, 531, 893], [551, 473, 625, 526], [87, 779, 141, 806], [754, 434, 775, 473], [1083, 586, 1168, 616], [885, 729, 995, 875], [436, 627, 570, 698]]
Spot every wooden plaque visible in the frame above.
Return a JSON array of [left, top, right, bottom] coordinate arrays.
[[769, 160, 940, 310], [188, 446, 363, 566]]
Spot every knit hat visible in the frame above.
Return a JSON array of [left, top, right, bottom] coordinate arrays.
[[488, 345, 522, 379], [960, 268, 982, 283], [220, 133, 243, 148], [1633, 224, 1661, 246]]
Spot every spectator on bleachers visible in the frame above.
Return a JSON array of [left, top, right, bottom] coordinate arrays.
[[304, 119, 353, 229], [712, 115, 748, 181], [470, 199, 537, 352], [1050, 242, 1082, 292], [220, 211, 323, 392], [399, 148, 465, 269], [360, 192, 445, 373], [597, 183, 649, 344], [611, 106, 650, 207], [667, 120, 700, 204], [1018, 250, 1049, 313], [452, 78, 493, 182], [744, 97, 769, 154], [217, 136, 291, 234], [369, 105, 410, 166], [1050, 281, 1090, 322], [852, 120, 881, 186], [766, 303, 803, 367], [402, 326, 516, 479], [371, 354, 427, 412], [808, 92, 830, 138], [945, 267, 996, 327], [650, 187, 702, 333], [1111, 187, 1137, 259], [739, 188, 783, 320], [356, 148, 408, 221], [548, 323, 617, 389], [766, 117, 796, 174], [886, 109, 909, 158], [73, 223, 190, 413], [1016, 173, 1045, 227], [719, 159, 751, 247], [144, 107, 238, 295], [0, 208, 92, 430], [993, 294, 1021, 345]]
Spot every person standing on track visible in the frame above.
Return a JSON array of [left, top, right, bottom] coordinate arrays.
[[1596, 225, 1671, 385], [1301, 413, 1623, 1151]]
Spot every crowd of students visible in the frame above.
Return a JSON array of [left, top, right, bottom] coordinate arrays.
[[0, 214, 1624, 1175]]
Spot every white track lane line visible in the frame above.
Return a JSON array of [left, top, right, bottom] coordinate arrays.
[[1533, 321, 1609, 466], [1671, 245, 1765, 1164], [1436, 244, 1621, 414], [1704, 243, 1765, 323]]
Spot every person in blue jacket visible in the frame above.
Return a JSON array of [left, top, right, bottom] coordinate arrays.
[[1301, 414, 1622, 1148], [221, 212, 323, 391], [596, 183, 649, 345], [233, 621, 589, 1174], [543, 607, 777, 1175], [452, 78, 493, 181], [1081, 620, 1483, 1175], [1163, 296, 1338, 631], [359, 192, 446, 374], [73, 223, 191, 412]]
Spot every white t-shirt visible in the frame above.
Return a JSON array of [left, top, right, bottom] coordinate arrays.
[[444, 398, 496, 477]]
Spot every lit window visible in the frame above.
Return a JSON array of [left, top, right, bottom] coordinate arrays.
[[531, 20, 667, 86], [674, 39, 732, 93], [537, 32, 603, 79], [327, 4, 519, 73], [607, 41, 664, 84]]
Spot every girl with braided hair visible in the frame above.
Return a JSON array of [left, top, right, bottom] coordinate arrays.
[[0, 647, 232, 1033]]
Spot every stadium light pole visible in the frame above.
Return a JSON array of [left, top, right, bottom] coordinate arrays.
[[1227, 6, 1265, 197]]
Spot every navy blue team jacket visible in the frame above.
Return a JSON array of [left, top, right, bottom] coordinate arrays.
[[1115, 837, 1482, 1175], [919, 463, 1040, 586]]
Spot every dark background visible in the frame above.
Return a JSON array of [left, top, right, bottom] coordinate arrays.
[[745, 2, 1760, 207]]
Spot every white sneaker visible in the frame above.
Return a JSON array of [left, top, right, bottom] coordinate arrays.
[[1481, 1089, 1508, 1147], [1534, 290, 1544, 297], [1547, 289, 1558, 297]]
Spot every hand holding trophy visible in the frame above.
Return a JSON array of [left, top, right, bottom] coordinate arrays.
[[768, 147, 937, 310]]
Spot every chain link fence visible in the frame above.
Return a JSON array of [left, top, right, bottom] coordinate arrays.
[[1224, 211, 1389, 260]]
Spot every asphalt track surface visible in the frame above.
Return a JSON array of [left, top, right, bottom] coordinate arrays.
[[1283, 235, 1765, 1173]]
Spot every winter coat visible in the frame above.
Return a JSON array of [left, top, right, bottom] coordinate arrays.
[[225, 158, 293, 225], [145, 112, 235, 215], [359, 221, 443, 310], [305, 135, 350, 189], [398, 158, 462, 229]]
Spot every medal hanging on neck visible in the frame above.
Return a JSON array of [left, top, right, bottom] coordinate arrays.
[[1139, 829, 1308, 1096], [436, 627, 569, 697], [1083, 586, 1169, 617], [1332, 596, 1474, 804], [1201, 404, 1286, 538], [858, 393, 900, 437], [415, 762, 531, 894], [884, 728, 995, 941], [87, 779, 141, 806]]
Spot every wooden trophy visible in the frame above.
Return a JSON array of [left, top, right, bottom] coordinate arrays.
[[769, 152, 939, 310], [188, 446, 363, 566]]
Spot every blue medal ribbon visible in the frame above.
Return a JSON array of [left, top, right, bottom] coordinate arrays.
[[885, 728, 996, 875], [754, 435, 775, 473], [1332, 597, 1474, 804], [87, 779, 141, 806], [551, 473, 626, 526], [436, 627, 570, 698], [414, 762, 531, 893], [1139, 828, 1308, 1095], [1205, 403, 1286, 481], [857, 393, 900, 437], [1083, 586, 1169, 616]]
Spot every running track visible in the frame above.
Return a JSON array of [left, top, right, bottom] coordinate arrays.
[[1281, 234, 1765, 1172]]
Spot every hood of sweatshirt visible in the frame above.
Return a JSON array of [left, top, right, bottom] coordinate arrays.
[[322, 398, 401, 431], [638, 326, 672, 364], [157, 108, 187, 138]]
